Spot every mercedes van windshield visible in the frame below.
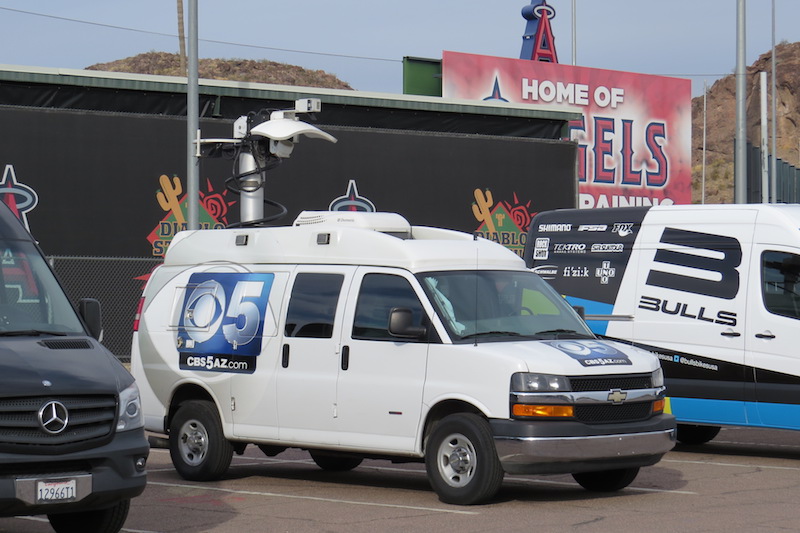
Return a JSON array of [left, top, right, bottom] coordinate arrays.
[[0, 238, 84, 335], [418, 270, 593, 342]]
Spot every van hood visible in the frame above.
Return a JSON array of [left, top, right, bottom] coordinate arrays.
[[0, 336, 130, 397], [470, 337, 659, 375]]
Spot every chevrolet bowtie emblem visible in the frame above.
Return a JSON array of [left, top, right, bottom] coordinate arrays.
[[607, 389, 628, 404]]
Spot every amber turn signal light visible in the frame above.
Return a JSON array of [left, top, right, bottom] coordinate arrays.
[[653, 399, 665, 414], [512, 404, 574, 418]]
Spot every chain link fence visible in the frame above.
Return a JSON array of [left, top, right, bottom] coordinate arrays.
[[47, 257, 162, 362]]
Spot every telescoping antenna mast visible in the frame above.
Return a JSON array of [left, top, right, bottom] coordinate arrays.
[[198, 98, 337, 226]]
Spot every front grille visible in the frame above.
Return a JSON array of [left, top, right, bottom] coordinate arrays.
[[0, 395, 117, 454], [569, 374, 652, 392], [575, 402, 653, 424]]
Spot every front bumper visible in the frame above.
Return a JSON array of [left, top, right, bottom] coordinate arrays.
[[0, 428, 149, 517], [492, 413, 676, 475]]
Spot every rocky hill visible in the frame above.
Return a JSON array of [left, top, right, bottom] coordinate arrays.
[[691, 41, 800, 203], [86, 51, 353, 90]]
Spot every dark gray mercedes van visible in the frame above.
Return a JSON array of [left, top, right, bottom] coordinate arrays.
[[0, 202, 148, 533]]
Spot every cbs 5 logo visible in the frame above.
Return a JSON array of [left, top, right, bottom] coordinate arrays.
[[178, 273, 274, 355]]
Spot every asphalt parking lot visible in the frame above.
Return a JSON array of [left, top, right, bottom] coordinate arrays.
[[3, 427, 799, 533]]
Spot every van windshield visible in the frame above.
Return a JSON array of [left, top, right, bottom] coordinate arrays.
[[0, 239, 84, 335], [418, 270, 593, 343]]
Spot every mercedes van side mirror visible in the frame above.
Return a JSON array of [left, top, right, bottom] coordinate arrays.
[[388, 307, 427, 339], [79, 298, 103, 340]]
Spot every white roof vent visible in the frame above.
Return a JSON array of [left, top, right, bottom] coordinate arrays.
[[293, 211, 412, 237]]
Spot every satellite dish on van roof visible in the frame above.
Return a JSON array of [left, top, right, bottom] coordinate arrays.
[[250, 118, 337, 144]]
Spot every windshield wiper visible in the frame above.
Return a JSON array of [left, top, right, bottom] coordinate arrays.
[[533, 329, 593, 339], [460, 331, 524, 340], [0, 330, 68, 337]]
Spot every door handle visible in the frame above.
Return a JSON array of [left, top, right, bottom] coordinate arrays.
[[720, 331, 741, 337], [755, 332, 776, 340], [282, 344, 290, 368], [341, 345, 350, 371]]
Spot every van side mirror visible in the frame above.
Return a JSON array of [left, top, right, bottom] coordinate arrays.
[[388, 307, 427, 339], [572, 305, 585, 320], [79, 298, 103, 340]]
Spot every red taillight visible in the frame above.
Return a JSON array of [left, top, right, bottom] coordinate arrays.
[[133, 296, 145, 332]]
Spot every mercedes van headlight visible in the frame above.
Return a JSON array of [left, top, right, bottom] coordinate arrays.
[[117, 382, 144, 432], [511, 373, 571, 392]]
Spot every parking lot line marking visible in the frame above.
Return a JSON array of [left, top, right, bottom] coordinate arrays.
[[15, 516, 163, 533], [147, 481, 479, 515], [664, 458, 800, 471]]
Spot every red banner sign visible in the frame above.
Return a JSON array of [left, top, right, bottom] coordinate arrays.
[[442, 52, 692, 208]]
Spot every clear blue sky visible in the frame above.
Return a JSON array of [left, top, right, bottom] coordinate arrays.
[[0, 1, 795, 97]]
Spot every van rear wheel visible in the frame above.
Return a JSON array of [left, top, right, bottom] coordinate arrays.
[[572, 467, 639, 492], [425, 413, 504, 505], [170, 400, 233, 481]]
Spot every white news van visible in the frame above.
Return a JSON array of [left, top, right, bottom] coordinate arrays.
[[525, 204, 800, 444], [131, 211, 674, 504]]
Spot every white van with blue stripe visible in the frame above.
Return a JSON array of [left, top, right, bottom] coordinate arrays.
[[525, 204, 800, 444]]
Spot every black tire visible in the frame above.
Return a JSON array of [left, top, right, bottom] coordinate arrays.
[[309, 450, 363, 471], [676, 424, 721, 445], [48, 499, 129, 533], [169, 400, 233, 481], [424, 413, 504, 505], [572, 467, 639, 492]]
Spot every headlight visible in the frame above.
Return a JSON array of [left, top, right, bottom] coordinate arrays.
[[117, 382, 144, 432], [511, 373, 571, 392], [652, 367, 665, 388]]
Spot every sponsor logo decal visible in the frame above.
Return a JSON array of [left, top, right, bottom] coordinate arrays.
[[590, 243, 624, 253], [563, 266, 590, 278], [647, 228, 741, 299], [638, 295, 737, 326], [545, 339, 632, 367], [538, 223, 573, 232], [655, 352, 720, 372], [612, 222, 635, 237], [533, 238, 550, 260], [531, 264, 558, 279], [578, 224, 607, 232], [176, 272, 275, 374], [595, 260, 617, 284], [553, 243, 586, 254]]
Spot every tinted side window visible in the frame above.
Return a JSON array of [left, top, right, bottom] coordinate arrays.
[[285, 273, 344, 338], [762, 251, 800, 320], [353, 274, 425, 341]]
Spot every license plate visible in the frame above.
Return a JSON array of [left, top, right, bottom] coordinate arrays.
[[36, 479, 77, 503]]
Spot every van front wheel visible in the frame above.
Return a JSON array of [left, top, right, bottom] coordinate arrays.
[[170, 400, 233, 481], [425, 413, 504, 505], [48, 499, 129, 533]]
